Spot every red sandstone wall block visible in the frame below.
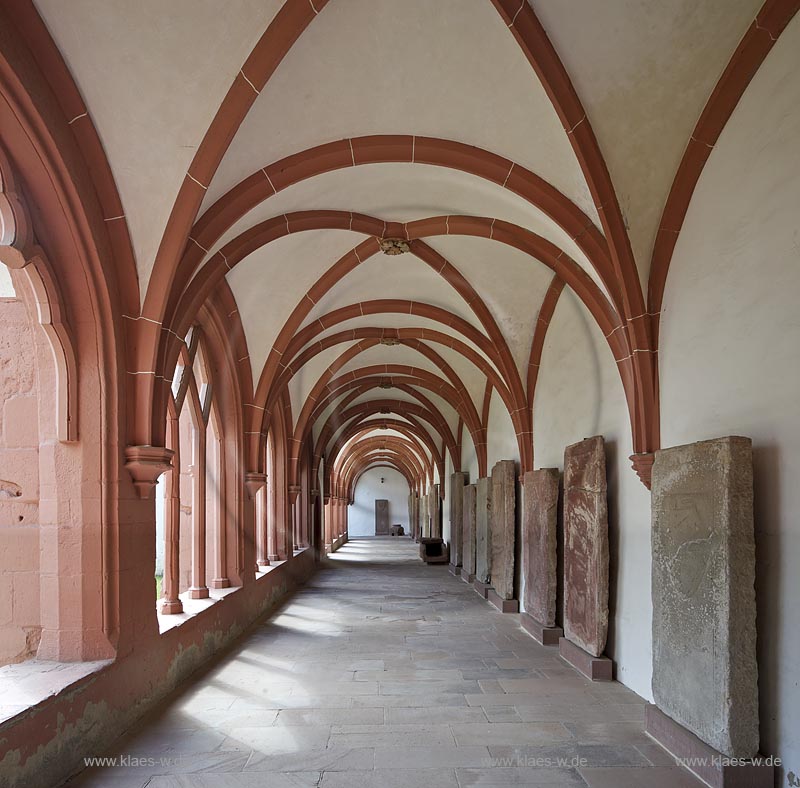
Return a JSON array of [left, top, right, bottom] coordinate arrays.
[[2, 396, 39, 447]]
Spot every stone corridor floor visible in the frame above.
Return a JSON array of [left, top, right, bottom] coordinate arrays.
[[64, 537, 702, 788]]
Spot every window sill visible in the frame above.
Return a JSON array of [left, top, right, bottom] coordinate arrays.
[[0, 658, 113, 726], [255, 559, 287, 579], [156, 585, 241, 634]]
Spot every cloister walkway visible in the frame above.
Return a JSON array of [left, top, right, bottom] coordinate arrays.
[[65, 538, 701, 788]]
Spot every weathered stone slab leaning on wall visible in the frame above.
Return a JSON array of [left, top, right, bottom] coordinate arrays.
[[490, 460, 516, 600], [462, 484, 477, 579], [449, 472, 467, 567], [651, 436, 759, 758], [475, 477, 492, 584], [430, 484, 441, 539], [419, 494, 428, 540], [522, 468, 559, 627], [562, 436, 609, 658]]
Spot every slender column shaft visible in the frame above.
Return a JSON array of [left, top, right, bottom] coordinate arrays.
[[256, 485, 269, 568], [211, 437, 230, 587], [160, 430, 183, 613], [190, 427, 209, 599], [160, 415, 183, 613], [267, 477, 278, 561]]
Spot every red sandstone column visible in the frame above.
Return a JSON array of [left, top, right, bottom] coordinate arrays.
[[160, 427, 184, 613], [265, 448, 280, 562], [324, 498, 332, 551], [267, 475, 279, 562], [255, 485, 269, 569], [310, 490, 321, 557], [304, 492, 312, 548], [299, 463, 310, 548], [210, 435, 230, 588], [337, 497, 346, 540], [301, 487, 309, 548], [273, 447, 291, 560], [120, 446, 174, 654], [189, 427, 209, 599], [288, 484, 301, 551], [244, 472, 266, 575]]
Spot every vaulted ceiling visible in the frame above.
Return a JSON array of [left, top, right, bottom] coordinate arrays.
[[32, 0, 766, 492]]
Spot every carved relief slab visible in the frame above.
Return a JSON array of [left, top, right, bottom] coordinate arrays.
[[475, 477, 492, 584], [449, 472, 466, 566], [651, 436, 759, 757], [522, 468, 559, 626], [563, 436, 608, 657], [462, 484, 477, 577], [490, 460, 516, 600]]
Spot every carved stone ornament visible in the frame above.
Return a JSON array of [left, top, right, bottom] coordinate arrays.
[[379, 237, 410, 255]]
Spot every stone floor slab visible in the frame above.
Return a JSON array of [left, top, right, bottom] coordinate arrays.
[[579, 766, 705, 787], [455, 766, 586, 786], [321, 768, 458, 787]]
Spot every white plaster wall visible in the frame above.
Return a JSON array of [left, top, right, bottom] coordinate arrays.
[[533, 288, 653, 700], [0, 265, 14, 298], [660, 14, 800, 774], [534, 0, 759, 283], [442, 451, 454, 546], [349, 467, 410, 537], [461, 430, 480, 485], [487, 389, 520, 468]]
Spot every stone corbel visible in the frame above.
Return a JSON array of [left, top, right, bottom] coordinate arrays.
[[244, 472, 267, 500], [630, 452, 655, 490], [125, 445, 174, 499]]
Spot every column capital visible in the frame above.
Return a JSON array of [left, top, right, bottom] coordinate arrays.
[[288, 484, 301, 504], [125, 445, 174, 499], [244, 471, 267, 499]]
